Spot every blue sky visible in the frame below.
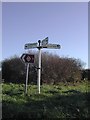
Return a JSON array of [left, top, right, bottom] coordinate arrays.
[[2, 2, 88, 68]]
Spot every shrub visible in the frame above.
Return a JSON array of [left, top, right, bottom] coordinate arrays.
[[2, 52, 84, 84]]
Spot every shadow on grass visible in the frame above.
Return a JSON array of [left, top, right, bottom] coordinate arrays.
[[62, 90, 81, 94], [2, 91, 90, 119]]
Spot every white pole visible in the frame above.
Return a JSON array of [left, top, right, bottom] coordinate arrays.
[[25, 63, 29, 94], [38, 48, 41, 94]]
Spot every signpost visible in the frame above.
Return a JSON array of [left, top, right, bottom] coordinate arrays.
[[37, 40, 42, 94], [25, 63, 29, 95], [21, 54, 34, 94], [24, 37, 61, 94], [21, 54, 34, 63]]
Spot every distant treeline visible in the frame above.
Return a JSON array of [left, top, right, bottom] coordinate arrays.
[[1, 52, 89, 84]]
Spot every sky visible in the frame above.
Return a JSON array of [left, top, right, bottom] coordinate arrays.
[[2, 2, 88, 68]]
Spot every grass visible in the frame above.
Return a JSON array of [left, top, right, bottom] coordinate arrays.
[[2, 81, 90, 119]]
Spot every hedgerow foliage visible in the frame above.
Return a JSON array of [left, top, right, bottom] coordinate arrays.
[[2, 52, 84, 84]]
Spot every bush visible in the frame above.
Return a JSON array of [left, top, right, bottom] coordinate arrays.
[[2, 52, 84, 84], [2, 56, 25, 83], [42, 53, 83, 84]]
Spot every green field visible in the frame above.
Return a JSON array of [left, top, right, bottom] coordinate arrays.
[[2, 81, 90, 119]]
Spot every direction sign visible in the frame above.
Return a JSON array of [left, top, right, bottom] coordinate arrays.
[[25, 43, 37, 49], [21, 54, 34, 63], [42, 37, 48, 46], [42, 44, 61, 49], [24, 37, 61, 94]]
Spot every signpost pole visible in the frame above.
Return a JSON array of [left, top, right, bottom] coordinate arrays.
[[25, 63, 29, 95], [38, 40, 41, 94]]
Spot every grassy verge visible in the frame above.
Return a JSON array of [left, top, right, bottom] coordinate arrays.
[[2, 81, 90, 119]]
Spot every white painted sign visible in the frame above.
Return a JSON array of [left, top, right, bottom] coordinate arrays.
[[42, 44, 61, 49], [42, 37, 48, 46], [25, 43, 37, 49]]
